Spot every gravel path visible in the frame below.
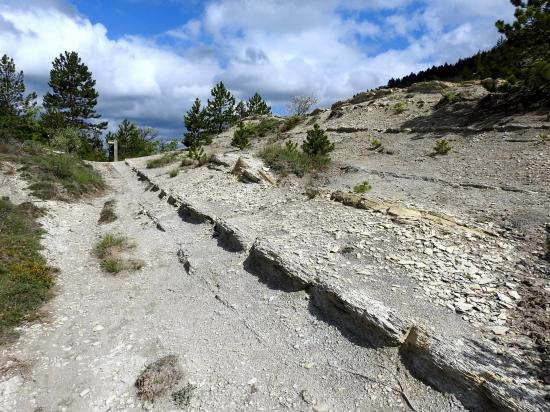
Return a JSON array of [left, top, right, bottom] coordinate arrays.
[[0, 162, 464, 411]]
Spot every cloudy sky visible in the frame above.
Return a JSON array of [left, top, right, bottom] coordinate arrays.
[[0, 0, 515, 138]]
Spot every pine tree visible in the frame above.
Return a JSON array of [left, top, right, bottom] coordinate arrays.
[[204, 81, 236, 135], [302, 124, 334, 156], [183, 98, 209, 147], [110, 118, 158, 160], [235, 100, 248, 120], [246, 92, 271, 116], [231, 121, 253, 150], [0, 54, 37, 117], [42, 51, 107, 134]]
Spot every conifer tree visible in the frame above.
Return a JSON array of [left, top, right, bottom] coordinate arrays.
[[246, 92, 271, 116], [0, 54, 37, 117], [302, 124, 334, 156], [183, 98, 209, 147], [204, 81, 236, 135], [231, 121, 253, 150], [109, 118, 158, 160], [42, 51, 107, 134], [235, 100, 248, 120]]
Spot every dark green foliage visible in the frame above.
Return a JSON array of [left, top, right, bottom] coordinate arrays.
[[259, 143, 329, 177], [433, 139, 452, 155], [183, 98, 210, 148], [109, 119, 159, 160], [0, 114, 43, 142], [0, 54, 37, 117], [42, 51, 107, 134], [302, 124, 335, 156], [205, 81, 236, 135], [231, 122, 253, 150], [281, 115, 303, 132], [235, 100, 248, 120], [0, 197, 53, 342], [353, 181, 372, 193], [246, 92, 271, 116]]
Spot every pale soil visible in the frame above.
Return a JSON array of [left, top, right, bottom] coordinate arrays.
[[0, 163, 464, 411]]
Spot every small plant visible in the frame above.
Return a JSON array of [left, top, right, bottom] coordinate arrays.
[[440, 92, 461, 105], [280, 115, 303, 132], [93, 233, 142, 274], [172, 383, 196, 408], [370, 139, 382, 150], [539, 133, 549, 144], [146, 152, 179, 169], [302, 124, 335, 156], [433, 139, 452, 155], [285, 140, 299, 153], [259, 143, 329, 177], [135, 355, 183, 402], [168, 168, 179, 178], [188, 144, 205, 160], [394, 101, 407, 114], [353, 180, 372, 193], [180, 157, 195, 167], [231, 122, 254, 150], [98, 199, 117, 224]]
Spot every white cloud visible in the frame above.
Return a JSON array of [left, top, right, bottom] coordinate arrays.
[[0, 0, 516, 136]]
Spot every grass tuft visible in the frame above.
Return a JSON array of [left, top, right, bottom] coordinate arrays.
[[168, 168, 179, 178], [433, 139, 452, 155], [146, 152, 180, 169], [93, 233, 142, 274], [259, 142, 329, 177], [353, 180, 372, 193]]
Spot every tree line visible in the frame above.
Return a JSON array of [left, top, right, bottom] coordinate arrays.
[[388, 0, 549, 96], [0, 50, 273, 161]]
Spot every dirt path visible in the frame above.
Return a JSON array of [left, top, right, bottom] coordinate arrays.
[[0, 162, 464, 411]]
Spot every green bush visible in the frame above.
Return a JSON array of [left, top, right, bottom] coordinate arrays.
[[433, 139, 452, 155], [440, 92, 461, 105], [146, 152, 179, 168], [353, 181, 372, 193], [168, 168, 179, 178], [280, 115, 303, 132], [231, 122, 254, 150], [394, 101, 407, 114], [50, 127, 84, 155], [259, 142, 329, 177], [255, 118, 282, 137], [370, 139, 382, 150], [302, 124, 335, 156]]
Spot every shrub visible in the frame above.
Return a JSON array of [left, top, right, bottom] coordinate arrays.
[[440, 92, 461, 105], [302, 124, 335, 156], [259, 143, 329, 177], [280, 115, 303, 132], [168, 168, 179, 178], [146, 152, 179, 168], [286, 95, 318, 116], [433, 139, 452, 155], [370, 139, 382, 150], [394, 101, 407, 114], [187, 144, 208, 166], [539, 133, 549, 144], [353, 180, 372, 193], [255, 118, 282, 137], [231, 122, 253, 150], [50, 127, 84, 155]]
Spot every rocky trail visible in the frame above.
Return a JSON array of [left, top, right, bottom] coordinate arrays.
[[1, 162, 465, 411]]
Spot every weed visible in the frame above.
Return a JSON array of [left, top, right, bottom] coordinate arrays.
[[394, 101, 407, 114], [172, 383, 196, 408], [146, 152, 180, 169], [370, 139, 382, 150], [353, 181, 372, 193], [433, 139, 452, 155], [0, 197, 53, 343], [168, 168, 179, 178], [280, 115, 303, 132], [135, 355, 183, 402], [98, 200, 117, 224]]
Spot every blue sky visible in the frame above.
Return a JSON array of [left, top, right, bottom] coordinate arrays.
[[0, 0, 515, 139]]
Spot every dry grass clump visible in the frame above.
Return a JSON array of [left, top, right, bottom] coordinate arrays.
[[93, 233, 144, 273], [135, 355, 184, 402]]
